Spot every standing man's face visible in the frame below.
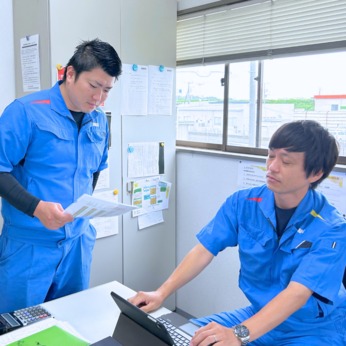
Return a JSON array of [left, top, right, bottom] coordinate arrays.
[[63, 66, 115, 113], [266, 148, 322, 208]]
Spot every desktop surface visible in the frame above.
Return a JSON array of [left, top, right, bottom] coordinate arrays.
[[42, 281, 171, 344]]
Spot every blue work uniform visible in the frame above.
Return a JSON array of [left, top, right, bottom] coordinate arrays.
[[0, 82, 109, 313], [193, 185, 346, 345]]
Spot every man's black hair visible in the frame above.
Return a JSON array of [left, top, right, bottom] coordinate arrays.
[[63, 38, 122, 81], [269, 120, 339, 189]]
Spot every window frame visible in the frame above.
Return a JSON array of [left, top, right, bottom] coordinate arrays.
[[176, 56, 346, 165]]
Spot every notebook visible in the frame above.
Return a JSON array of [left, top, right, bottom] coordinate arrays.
[[110, 291, 199, 346]]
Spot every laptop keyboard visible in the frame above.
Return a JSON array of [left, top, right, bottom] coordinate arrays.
[[157, 318, 191, 346]]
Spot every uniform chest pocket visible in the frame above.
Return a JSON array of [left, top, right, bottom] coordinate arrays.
[[238, 224, 274, 271], [35, 122, 74, 142], [87, 127, 105, 143], [86, 127, 106, 155], [32, 122, 74, 161]]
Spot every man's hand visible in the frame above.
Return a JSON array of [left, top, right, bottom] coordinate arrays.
[[33, 201, 74, 230], [128, 290, 165, 313], [190, 322, 241, 346]]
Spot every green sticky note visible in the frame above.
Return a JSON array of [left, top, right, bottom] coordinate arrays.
[[7, 325, 89, 346]]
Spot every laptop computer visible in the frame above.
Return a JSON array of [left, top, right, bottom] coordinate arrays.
[[110, 291, 200, 346]]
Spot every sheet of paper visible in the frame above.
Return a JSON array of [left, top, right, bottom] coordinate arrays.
[[95, 167, 110, 190], [89, 190, 119, 238], [317, 171, 346, 218], [64, 194, 136, 218], [121, 64, 148, 115], [148, 65, 174, 115], [132, 177, 171, 217], [138, 210, 164, 230], [237, 160, 266, 189], [20, 34, 41, 92], [127, 142, 160, 178]]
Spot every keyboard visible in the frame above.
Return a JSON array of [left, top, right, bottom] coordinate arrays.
[[158, 317, 191, 346]]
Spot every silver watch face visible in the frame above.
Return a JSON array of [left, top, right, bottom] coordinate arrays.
[[234, 324, 250, 344]]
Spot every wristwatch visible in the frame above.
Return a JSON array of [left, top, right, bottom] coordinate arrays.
[[233, 324, 250, 345]]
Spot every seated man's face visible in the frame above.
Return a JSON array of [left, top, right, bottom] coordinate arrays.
[[266, 148, 321, 208]]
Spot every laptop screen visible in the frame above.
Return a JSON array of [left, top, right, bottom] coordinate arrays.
[[110, 291, 174, 345]]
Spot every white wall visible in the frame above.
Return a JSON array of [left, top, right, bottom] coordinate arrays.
[[175, 149, 250, 317]]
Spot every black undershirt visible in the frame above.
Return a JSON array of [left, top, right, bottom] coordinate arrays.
[[275, 204, 297, 239], [0, 111, 100, 217]]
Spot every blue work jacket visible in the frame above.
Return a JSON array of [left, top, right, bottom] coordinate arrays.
[[197, 185, 346, 332], [0, 82, 109, 245]]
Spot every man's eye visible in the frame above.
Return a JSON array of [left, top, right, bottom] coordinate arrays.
[[90, 84, 96, 88]]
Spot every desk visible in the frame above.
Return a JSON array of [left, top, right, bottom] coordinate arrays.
[[1, 281, 171, 345]]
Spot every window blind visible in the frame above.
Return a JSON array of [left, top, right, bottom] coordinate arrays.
[[177, 0, 346, 65]]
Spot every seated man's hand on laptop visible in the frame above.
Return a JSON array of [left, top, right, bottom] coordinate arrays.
[[128, 290, 164, 313]]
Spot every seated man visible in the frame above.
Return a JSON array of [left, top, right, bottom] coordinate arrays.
[[130, 120, 346, 345]]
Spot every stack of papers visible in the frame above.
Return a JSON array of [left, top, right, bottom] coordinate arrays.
[[65, 194, 136, 219]]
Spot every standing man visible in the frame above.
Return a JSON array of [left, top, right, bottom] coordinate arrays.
[[130, 120, 346, 345], [0, 38, 122, 313]]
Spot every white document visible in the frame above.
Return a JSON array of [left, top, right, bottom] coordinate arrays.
[[20, 34, 41, 92], [64, 194, 136, 218], [132, 177, 171, 217], [148, 65, 174, 115], [138, 210, 164, 230], [121, 64, 149, 115], [127, 142, 160, 178]]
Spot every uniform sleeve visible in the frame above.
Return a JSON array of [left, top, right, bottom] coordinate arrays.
[[0, 173, 40, 216], [196, 193, 240, 256], [0, 100, 32, 171], [291, 212, 346, 314]]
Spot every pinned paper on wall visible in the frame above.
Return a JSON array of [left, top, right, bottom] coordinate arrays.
[[120, 63, 174, 116], [90, 190, 120, 238], [138, 210, 164, 230], [131, 176, 171, 217], [20, 34, 41, 92], [148, 65, 174, 115], [237, 160, 266, 189], [121, 64, 148, 115], [127, 142, 164, 178], [317, 171, 346, 218]]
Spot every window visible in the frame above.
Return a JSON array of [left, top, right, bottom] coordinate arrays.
[[177, 51, 346, 159], [176, 65, 224, 146], [176, 0, 346, 162]]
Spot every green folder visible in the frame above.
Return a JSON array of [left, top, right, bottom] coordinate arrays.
[[7, 325, 89, 346]]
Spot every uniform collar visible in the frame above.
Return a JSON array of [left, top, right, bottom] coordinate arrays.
[[49, 82, 73, 118], [49, 82, 100, 125], [258, 187, 324, 232]]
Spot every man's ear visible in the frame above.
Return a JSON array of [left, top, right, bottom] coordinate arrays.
[[309, 170, 323, 184], [65, 65, 76, 82]]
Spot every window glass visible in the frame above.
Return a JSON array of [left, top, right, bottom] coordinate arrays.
[[227, 61, 258, 147], [176, 65, 224, 144], [176, 51, 346, 158], [262, 52, 346, 154]]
